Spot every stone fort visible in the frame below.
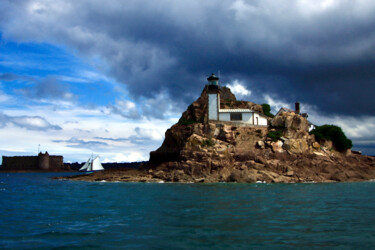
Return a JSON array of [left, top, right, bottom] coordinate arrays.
[[1, 152, 66, 171]]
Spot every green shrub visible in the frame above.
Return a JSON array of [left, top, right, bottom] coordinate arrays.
[[310, 125, 352, 151], [267, 130, 282, 142], [262, 104, 275, 118], [179, 118, 197, 125], [202, 138, 215, 147]]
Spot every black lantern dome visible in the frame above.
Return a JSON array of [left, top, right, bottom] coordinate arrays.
[[207, 73, 219, 85]]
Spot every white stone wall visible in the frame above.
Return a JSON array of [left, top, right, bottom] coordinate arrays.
[[242, 113, 253, 123], [209, 94, 268, 126], [219, 112, 253, 123], [208, 94, 218, 120], [253, 113, 268, 126], [218, 112, 231, 121]]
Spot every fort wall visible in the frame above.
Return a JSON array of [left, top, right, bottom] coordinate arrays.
[[1, 152, 66, 171]]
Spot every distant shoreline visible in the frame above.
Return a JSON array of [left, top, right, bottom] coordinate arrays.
[[0, 161, 146, 173], [0, 169, 76, 173]]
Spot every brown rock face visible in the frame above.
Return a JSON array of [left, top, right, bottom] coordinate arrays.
[[283, 139, 309, 154], [271, 111, 309, 139], [312, 142, 320, 150], [271, 141, 284, 153], [149, 122, 267, 164]]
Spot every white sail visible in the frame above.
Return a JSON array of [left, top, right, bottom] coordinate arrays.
[[87, 161, 92, 171], [92, 156, 104, 171], [79, 158, 91, 171], [79, 155, 104, 172]]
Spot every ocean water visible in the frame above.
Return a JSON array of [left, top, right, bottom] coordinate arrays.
[[0, 173, 375, 249]]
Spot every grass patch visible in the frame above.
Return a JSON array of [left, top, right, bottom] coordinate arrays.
[[267, 130, 282, 142]]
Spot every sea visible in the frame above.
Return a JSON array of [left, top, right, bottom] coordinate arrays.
[[1, 173, 375, 249]]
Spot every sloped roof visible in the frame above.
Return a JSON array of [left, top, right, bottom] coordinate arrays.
[[275, 107, 294, 116], [219, 109, 253, 113]]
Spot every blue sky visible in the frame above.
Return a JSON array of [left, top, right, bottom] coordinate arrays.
[[1, 0, 375, 163], [0, 33, 177, 163]]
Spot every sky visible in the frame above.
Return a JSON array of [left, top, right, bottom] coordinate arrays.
[[1, 0, 375, 163]]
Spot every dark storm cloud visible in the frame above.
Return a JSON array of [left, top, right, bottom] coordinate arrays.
[[18, 76, 74, 100], [2, 0, 375, 116], [0, 72, 75, 101]]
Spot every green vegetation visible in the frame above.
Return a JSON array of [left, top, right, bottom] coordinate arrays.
[[310, 125, 352, 151], [202, 138, 215, 147], [262, 104, 275, 118], [224, 99, 234, 107], [267, 130, 283, 142], [179, 118, 197, 125]]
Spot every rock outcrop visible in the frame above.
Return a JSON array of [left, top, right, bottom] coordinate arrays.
[[63, 86, 375, 183]]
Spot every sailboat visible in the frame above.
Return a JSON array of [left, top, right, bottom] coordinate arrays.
[[79, 155, 105, 172]]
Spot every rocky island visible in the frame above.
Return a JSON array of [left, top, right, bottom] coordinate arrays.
[[63, 75, 375, 183]]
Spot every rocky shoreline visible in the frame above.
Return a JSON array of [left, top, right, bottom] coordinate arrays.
[[57, 149, 375, 183], [59, 85, 375, 183]]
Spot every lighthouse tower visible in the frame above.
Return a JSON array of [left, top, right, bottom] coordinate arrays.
[[207, 73, 220, 121]]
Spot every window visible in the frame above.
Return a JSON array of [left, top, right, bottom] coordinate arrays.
[[230, 113, 242, 121]]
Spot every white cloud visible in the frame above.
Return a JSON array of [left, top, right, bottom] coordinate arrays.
[[230, 0, 259, 21], [263, 94, 291, 114], [0, 90, 11, 103], [0, 102, 172, 163], [226, 80, 251, 99], [140, 91, 181, 119], [134, 127, 164, 141], [103, 152, 147, 163], [297, 0, 336, 12], [0, 112, 61, 130], [106, 99, 141, 119]]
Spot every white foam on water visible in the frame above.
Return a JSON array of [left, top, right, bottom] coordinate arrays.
[[256, 180, 266, 183]]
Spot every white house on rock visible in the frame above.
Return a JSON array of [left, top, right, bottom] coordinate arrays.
[[275, 102, 316, 132], [207, 74, 268, 126]]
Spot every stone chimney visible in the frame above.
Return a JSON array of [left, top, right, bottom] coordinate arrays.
[[295, 102, 300, 114]]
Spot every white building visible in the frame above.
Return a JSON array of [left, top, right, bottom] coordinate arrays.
[[207, 74, 268, 126]]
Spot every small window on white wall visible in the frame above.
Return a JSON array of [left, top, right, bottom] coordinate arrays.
[[230, 113, 242, 121]]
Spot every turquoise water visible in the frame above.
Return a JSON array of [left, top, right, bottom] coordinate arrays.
[[1, 173, 375, 249]]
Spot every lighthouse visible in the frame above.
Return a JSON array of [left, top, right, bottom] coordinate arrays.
[[207, 73, 220, 120]]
